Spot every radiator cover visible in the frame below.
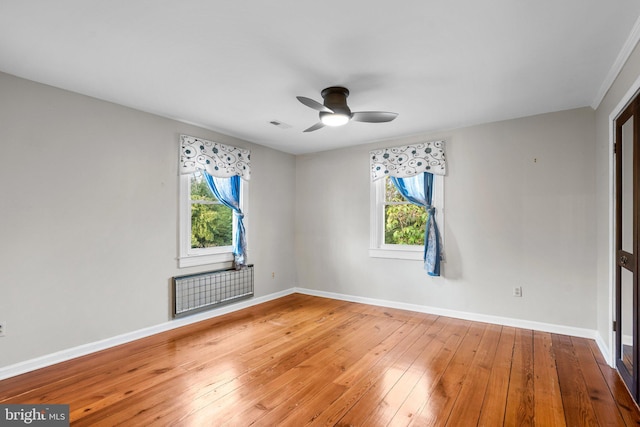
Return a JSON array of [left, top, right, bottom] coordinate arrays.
[[172, 265, 254, 318]]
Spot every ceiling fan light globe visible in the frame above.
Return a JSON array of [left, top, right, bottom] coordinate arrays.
[[321, 113, 350, 127]]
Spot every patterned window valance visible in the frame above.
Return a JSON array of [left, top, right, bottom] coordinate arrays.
[[370, 140, 446, 181], [180, 135, 251, 180]]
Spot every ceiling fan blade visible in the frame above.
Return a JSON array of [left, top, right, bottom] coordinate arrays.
[[303, 122, 325, 132], [351, 111, 398, 123], [297, 96, 334, 113]]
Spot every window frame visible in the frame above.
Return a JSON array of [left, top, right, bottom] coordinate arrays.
[[178, 171, 248, 268], [369, 174, 443, 260]]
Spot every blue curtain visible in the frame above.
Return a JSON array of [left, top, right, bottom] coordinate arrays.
[[202, 171, 247, 268], [390, 172, 441, 276]]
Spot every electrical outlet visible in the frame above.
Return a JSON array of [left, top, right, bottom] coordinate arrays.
[[513, 287, 523, 297], [0, 321, 6, 337]]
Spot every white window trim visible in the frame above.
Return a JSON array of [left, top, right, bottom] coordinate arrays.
[[178, 173, 249, 268], [369, 175, 444, 260]]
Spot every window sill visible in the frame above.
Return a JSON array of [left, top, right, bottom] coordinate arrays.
[[178, 251, 234, 268], [369, 246, 423, 261]]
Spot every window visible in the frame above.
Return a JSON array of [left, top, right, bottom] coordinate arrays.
[[178, 135, 250, 268], [369, 141, 446, 274], [370, 174, 443, 260], [179, 170, 248, 268]]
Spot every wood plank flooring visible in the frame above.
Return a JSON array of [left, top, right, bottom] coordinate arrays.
[[1, 293, 639, 426]]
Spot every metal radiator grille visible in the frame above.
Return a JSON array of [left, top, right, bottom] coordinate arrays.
[[172, 265, 254, 318]]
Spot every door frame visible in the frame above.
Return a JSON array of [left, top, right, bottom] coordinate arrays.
[[614, 99, 639, 398], [609, 75, 640, 368]]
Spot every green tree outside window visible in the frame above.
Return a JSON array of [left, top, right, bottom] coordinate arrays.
[[190, 172, 233, 248], [384, 177, 427, 245]]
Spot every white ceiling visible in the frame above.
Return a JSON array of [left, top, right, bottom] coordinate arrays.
[[1, 1, 640, 155]]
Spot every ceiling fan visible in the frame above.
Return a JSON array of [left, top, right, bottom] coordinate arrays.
[[297, 86, 398, 132]]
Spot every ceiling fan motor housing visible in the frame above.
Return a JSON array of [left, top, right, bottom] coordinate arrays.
[[321, 86, 352, 116]]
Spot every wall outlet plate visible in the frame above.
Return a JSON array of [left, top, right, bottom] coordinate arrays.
[[0, 321, 5, 337], [513, 287, 523, 297]]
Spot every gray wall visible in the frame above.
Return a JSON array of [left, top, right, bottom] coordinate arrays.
[[295, 108, 597, 328], [0, 72, 296, 367]]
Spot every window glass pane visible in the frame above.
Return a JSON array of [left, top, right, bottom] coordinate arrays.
[[189, 171, 233, 249], [383, 176, 427, 245], [191, 203, 233, 248], [190, 171, 217, 202], [384, 203, 427, 245], [385, 177, 405, 202]]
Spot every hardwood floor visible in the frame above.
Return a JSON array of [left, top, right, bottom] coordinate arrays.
[[1, 293, 639, 426]]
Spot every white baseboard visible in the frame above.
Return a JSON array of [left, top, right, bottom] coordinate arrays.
[[1, 286, 607, 381], [595, 332, 613, 366], [0, 288, 295, 381], [294, 287, 598, 340]]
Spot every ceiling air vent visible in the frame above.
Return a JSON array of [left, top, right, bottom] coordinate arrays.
[[269, 120, 292, 130]]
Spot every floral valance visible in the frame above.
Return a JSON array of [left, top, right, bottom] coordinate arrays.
[[180, 135, 251, 180], [370, 140, 446, 181]]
